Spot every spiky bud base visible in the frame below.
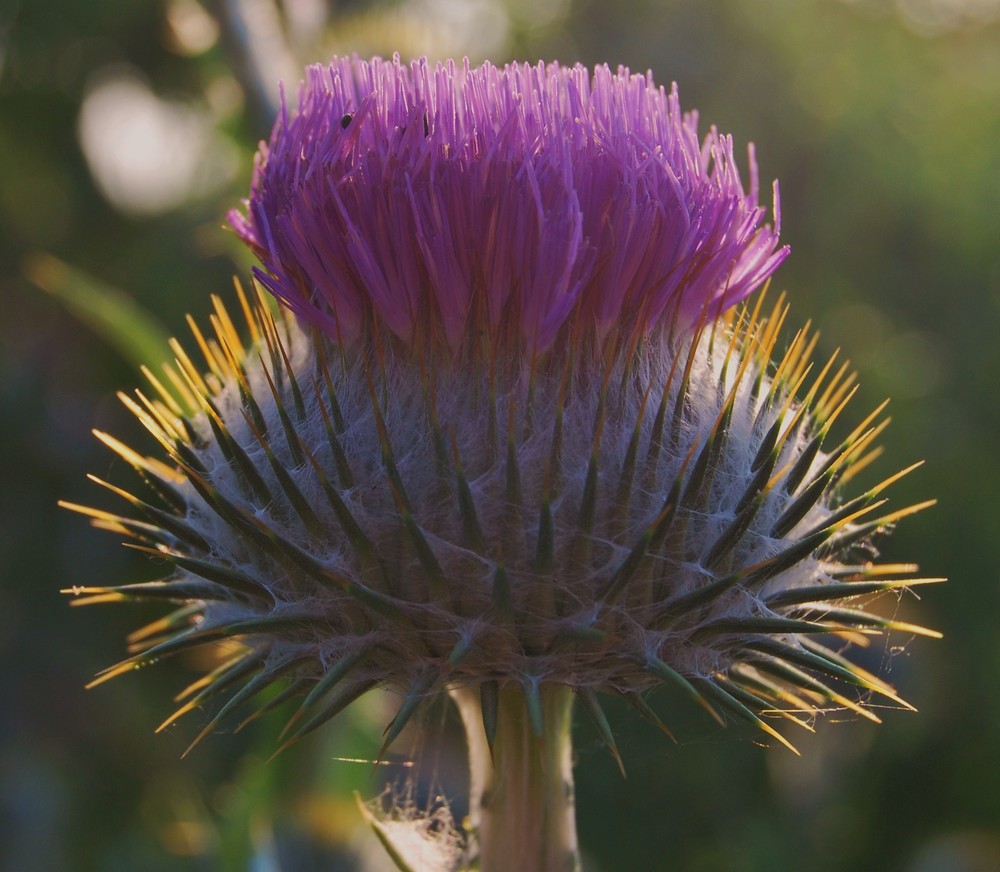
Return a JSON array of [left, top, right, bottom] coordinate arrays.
[[66, 284, 938, 868]]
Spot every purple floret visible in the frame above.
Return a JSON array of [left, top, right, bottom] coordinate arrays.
[[230, 55, 789, 353]]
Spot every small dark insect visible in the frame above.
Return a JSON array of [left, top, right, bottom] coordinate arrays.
[[341, 113, 353, 129], [423, 113, 430, 137]]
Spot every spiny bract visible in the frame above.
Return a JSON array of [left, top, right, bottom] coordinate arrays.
[[65, 284, 938, 757]]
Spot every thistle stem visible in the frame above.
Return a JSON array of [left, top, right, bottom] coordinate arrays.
[[451, 684, 580, 872]]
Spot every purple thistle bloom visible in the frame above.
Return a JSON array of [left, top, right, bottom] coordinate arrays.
[[229, 56, 788, 351], [67, 53, 938, 872]]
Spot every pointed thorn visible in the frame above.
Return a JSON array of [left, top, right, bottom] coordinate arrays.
[[579, 688, 626, 777]]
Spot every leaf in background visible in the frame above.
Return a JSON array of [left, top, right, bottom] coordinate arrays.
[[24, 251, 173, 370]]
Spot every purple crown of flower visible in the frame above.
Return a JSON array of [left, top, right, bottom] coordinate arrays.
[[229, 55, 789, 352]]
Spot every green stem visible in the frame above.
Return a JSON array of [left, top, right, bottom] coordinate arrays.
[[452, 684, 580, 872]]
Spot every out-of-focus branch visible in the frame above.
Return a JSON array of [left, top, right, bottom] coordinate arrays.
[[209, 0, 301, 130]]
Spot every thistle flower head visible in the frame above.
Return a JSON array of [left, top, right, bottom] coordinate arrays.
[[229, 56, 787, 354], [67, 57, 937, 766]]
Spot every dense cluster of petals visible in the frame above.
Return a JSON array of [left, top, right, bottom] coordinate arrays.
[[229, 56, 788, 352]]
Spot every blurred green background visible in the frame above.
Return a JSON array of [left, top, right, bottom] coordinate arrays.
[[1, 0, 997, 869]]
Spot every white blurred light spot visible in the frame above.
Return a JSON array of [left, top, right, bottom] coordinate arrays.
[[78, 70, 236, 216], [282, 0, 329, 43], [165, 0, 220, 56], [898, 0, 1000, 33], [839, 0, 1000, 32], [401, 0, 510, 59]]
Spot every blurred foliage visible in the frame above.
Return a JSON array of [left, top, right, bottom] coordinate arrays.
[[1, 0, 998, 869]]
